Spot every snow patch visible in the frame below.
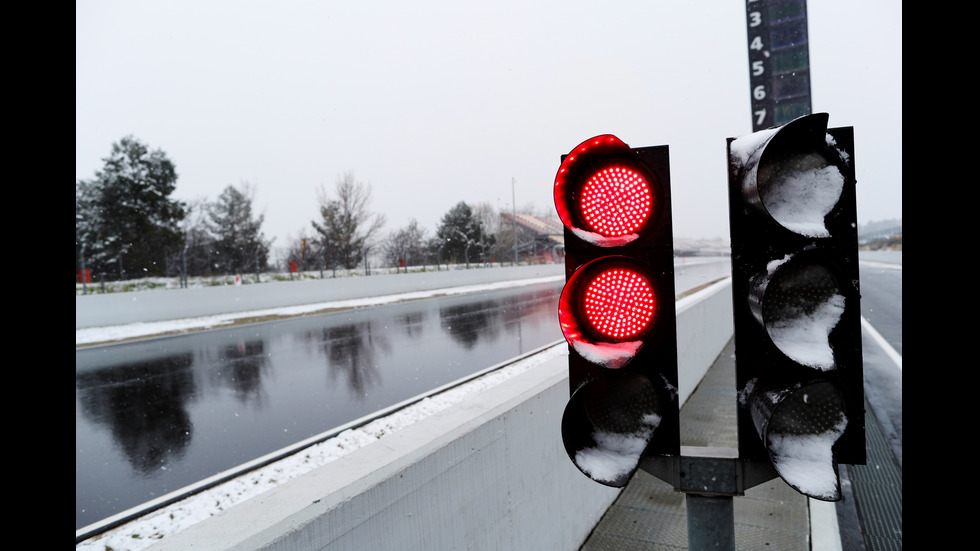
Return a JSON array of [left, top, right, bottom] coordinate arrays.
[[573, 413, 661, 485], [768, 413, 847, 501]]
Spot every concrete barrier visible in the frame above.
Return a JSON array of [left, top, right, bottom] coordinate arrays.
[[675, 278, 734, 405], [76, 264, 566, 329], [858, 250, 902, 265], [146, 278, 734, 551]]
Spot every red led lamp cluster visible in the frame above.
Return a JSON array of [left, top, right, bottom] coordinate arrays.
[[583, 267, 657, 340], [555, 134, 657, 243]]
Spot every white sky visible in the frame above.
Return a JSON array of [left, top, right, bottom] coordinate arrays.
[[76, 0, 902, 251]]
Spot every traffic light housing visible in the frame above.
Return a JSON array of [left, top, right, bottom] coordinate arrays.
[[555, 135, 679, 487], [727, 113, 864, 501]]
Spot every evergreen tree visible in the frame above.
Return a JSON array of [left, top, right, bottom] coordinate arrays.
[[206, 182, 271, 276], [435, 202, 486, 266], [75, 178, 101, 278], [76, 136, 186, 278]]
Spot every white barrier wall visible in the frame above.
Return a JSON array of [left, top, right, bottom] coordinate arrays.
[[76, 264, 566, 329], [675, 279, 734, 405], [146, 279, 734, 551]]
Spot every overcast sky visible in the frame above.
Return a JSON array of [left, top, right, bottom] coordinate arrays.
[[76, 0, 901, 251]]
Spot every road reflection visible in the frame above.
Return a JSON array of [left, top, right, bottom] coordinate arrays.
[[307, 322, 385, 398], [213, 340, 269, 404], [76, 280, 563, 530], [76, 354, 196, 476]]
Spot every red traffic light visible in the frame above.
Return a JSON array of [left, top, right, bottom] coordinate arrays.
[[583, 266, 657, 340], [579, 166, 653, 237], [559, 257, 661, 369], [556, 135, 678, 488], [555, 135, 661, 247]]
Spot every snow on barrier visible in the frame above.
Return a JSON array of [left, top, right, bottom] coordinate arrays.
[[76, 264, 566, 329]]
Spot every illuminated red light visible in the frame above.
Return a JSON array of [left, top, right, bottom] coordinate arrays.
[[582, 268, 657, 340], [580, 166, 653, 237], [555, 134, 660, 246]]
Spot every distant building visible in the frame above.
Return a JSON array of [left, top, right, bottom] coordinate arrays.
[[499, 213, 732, 261], [858, 222, 902, 246], [673, 237, 731, 257], [499, 213, 564, 264]]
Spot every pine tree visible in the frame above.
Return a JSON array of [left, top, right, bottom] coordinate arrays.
[[206, 182, 271, 277], [435, 202, 486, 266], [76, 136, 186, 279]]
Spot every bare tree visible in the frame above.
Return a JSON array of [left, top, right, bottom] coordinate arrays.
[[311, 172, 386, 270], [177, 196, 215, 278], [471, 202, 499, 264], [382, 218, 429, 268]]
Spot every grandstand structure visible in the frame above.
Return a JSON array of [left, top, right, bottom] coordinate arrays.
[[499, 213, 564, 263], [499, 213, 733, 260]]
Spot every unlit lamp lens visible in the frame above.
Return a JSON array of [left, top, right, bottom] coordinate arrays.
[[757, 150, 844, 238], [762, 260, 844, 370]]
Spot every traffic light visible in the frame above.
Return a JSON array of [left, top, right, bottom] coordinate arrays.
[[727, 113, 864, 501], [555, 135, 679, 487]]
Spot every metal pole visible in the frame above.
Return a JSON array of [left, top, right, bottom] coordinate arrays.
[[640, 447, 779, 551], [512, 177, 518, 265], [686, 495, 735, 551], [80, 240, 88, 295]]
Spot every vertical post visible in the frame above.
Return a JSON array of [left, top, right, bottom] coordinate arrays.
[[686, 495, 735, 551], [80, 240, 88, 295], [744, 0, 812, 131], [641, 449, 779, 551], [512, 177, 518, 265], [181, 245, 188, 288]]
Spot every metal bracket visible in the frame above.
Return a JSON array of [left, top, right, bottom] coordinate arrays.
[[639, 445, 779, 496]]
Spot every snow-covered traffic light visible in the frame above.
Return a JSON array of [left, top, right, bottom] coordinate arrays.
[[555, 135, 679, 487], [727, 113, 865, 501]]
